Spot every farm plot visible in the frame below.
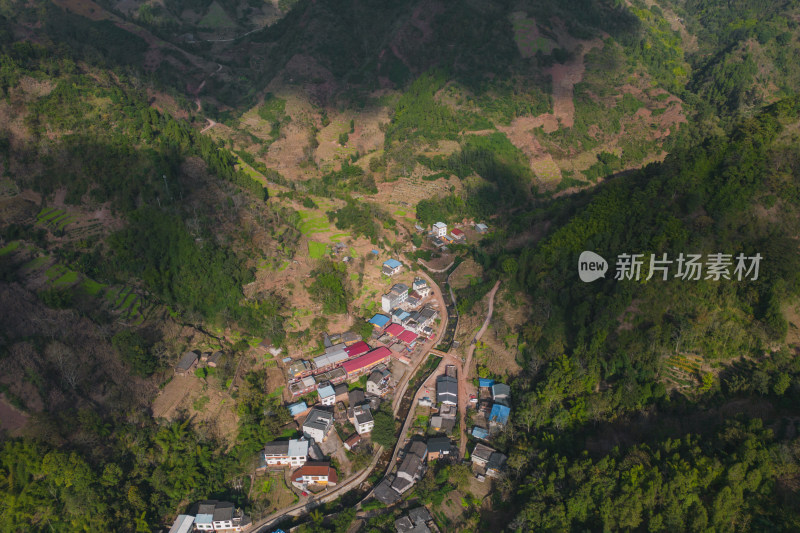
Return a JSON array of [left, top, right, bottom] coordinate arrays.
[[307, 241, 328, 259], [663, 353, 703, 389], [297, 210, 330, 235], [36, 208, 76, 232]]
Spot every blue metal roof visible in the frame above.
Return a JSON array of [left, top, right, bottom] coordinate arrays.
[[288, 401, 308, 416], [472, 426, 489, 439], [371, 249, 380, 255], [383, 258, 402, 268], [478, 378, 495, 388], [318, 385, 335, 398], [489, 404, 510, 425], [369, 314, 390, 327]]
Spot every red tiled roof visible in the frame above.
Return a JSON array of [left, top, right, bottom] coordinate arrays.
[[397, 330, 418, 343], [451, 228, 464, 236], [385, 323, 404, 336], [345, 434, 362, 446], [341, 347, 391, 374], [344, 341, 370, 357], [291, 462, 338, 484]]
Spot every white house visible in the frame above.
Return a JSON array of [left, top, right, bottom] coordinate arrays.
[[192, 501, 250, 532], [381, 283, 409, 313], [412, 277, 430, 297], [290, 462, 339, 489], [302, 408, 335, 443], [317, 384, 336, 406], [432, 222, 447, 238], [262, 438, 309, 467], [353, 406, 374, 435]]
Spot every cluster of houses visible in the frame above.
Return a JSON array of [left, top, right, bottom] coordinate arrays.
[[423, 221, 487, 250], [470, 379, 511, 440], [175, 349, 224, 376], [168, 501, 251, 533], [258, 366, 394, 492], [285, 336, 393, 399], [417, 365, 459, 433]]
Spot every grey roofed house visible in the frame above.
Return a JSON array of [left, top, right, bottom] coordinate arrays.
[[427, 437, 451, 456], [429, 415, 455, 434], [486, 451, 508, 476], [175, 351, 198, 374], [313, 345, 349, 369], [395, 516, 415, 533], [207, 351, 223, 367], [491, 383, 511, 403], [212, 501, 234, 522], [471, 443, 495, 466], [436, 375, 458, 404], [263, 440, 290, 456], [334, 383, 349, 397], [375, 477, 401, 504], [168, 515, 194, 533], [349, 389, 366, 406], [408, 507, 433, 526], [355, 409, 374, 425], [304, 408, 334, 428]]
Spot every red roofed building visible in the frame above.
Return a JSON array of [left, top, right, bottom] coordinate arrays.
[[385, 323, 404, 337], [450, 228, 465, 241], [344, 341, 371, 358], [341, 347, 392, 378], [290, 462, 339, 488], [397, 330, 418, 344]]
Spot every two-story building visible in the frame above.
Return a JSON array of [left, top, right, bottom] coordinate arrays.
[[302, 408, 335, 443], [262, 438, 309, 468]]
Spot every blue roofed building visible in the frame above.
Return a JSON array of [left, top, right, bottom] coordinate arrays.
[[488, 404, 510, 426], [288, 401, 308, 417], [391, 309, 411, 324], [318, 384, 336, 406], [369, 314, 390, 328], [472, 426, 489, 440], [382, 258, 403, 276], [478, 378, 495, 388]]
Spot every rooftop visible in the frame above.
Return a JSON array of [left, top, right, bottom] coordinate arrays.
[[344, 340, 371, 357], [288, 401, 308, 417], [369, 314, 391, 327], [176, 351, 198, 371], [433, 222, 446, 229], [489, 404, 511, 425], [383, 258, 402, 269], [313, 347, 349, 369], [472, 443, 496, 462], [288, 439, 309, 457], [427, 437, 451, 454], [168, 515, 194, 533], [385, 323, 404, 336], [355, 409, 374, 425], [341, 347, 391, 375], [397, 330, 418, 344], [291, 462, 339, 484], [318, 384, 335, 399]]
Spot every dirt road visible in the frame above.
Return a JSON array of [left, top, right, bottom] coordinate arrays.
[[458, 279, 501, 456]]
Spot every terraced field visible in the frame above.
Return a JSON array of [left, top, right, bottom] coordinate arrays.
[[663, 353, 703, 389]]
